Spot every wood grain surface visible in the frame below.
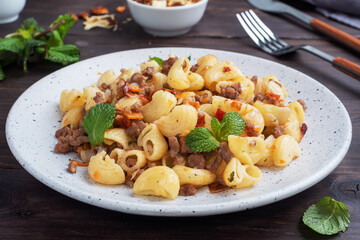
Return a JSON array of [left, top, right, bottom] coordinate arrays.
[[0, 0, 359, 239]]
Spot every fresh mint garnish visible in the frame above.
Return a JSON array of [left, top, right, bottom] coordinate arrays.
[[211, 118, 224, 141], [149, 56, 164, 67], [303, 196, 350, 235], [218, 111, 245, 142], [186, 111, 245, 152], [185, 127, 220, 152], [82, 103, 116, 146]]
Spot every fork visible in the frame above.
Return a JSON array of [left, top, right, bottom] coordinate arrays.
[[236, 10, 360, 81]]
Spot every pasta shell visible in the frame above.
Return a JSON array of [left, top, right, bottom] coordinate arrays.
[[97, 69, 117, 87], [223, 158, 262, 188], [59, 89, 86, 113], [195, 54, 219, 77], [115, 150, 147, 173], [88, 151, 125, 185], [137, 124, 168, 161], [104, 128, 131, 149], [228, 135, 266, 165], [272, 135, 301, 167], [204, 61, 244, 91], [256, 135, 275, 166], [142, 90, 177, 123], [133, 166, 180, 199], [60, 107, 83, 129], [172, 165, 216, 186], [253, 101, 291, 127], [140, 60, 161, 73], [154, 105, 198, 137]]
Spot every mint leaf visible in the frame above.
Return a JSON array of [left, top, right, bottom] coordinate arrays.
[[50, 14, 75, 39], [23, 39, 46, 72], [211, 118, 224, 140], [0, 37, 25, 55], [185, 127, 220, 152], [45, 45, 80, 65], [149, 56, 164, 67], [20, 18, 44, 32], [36, 46, 45, 54], [217, 111, 245, 142], [82, 103, 116, 146], [47, 30, 63, 47], [17, 27, 35, 40], [188, 55, 191, 61], [303, 196, 350, 235]]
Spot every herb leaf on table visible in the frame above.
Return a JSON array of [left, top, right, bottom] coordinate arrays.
[[0, 14, 79, 80], [303, 196, 350, 235], [45, 45, 80, 65]]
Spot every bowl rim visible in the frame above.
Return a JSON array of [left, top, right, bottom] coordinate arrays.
[[127, 0, 208, 11]]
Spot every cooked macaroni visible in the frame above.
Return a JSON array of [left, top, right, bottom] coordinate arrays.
[[55, 54, 308, 200]]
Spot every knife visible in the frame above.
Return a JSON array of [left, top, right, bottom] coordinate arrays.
[[247, 0, 360, 54]]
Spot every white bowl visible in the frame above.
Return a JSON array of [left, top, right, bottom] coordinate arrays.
[[127, 0, 208, 37], [0, 0, 26, 24]]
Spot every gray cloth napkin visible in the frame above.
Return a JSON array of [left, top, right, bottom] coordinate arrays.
[[298, 0, 360, 29]]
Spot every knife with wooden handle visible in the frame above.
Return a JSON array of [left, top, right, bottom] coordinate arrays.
[[310, 19, 360, 52], [247, 0, 360, 54]]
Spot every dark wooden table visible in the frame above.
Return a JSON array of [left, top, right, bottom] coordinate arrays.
[[1, 0, 359, 239]]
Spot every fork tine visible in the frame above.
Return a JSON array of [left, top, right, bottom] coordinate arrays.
[[236, 13, 264, 49], [247, 10, 288, 47], [238, 12, 277, 52], [244, 11, 273, 43], [244, 11, 284, 50]]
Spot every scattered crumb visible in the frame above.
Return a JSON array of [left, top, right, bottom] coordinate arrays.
[[90, 5, 109, 15], [70, 13, 78, 22], [116, 6, 126, 13], [83, 14, 118, 31], [78, 12, 89, 19]]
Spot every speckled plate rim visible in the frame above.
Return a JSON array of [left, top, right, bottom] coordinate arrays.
[[6, 47, 352, 216]]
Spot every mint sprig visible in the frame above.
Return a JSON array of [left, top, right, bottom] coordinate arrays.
[[186, 111, 245, 152], [0, 14, 79, 80], [218, 111, 246, 142], [82, 103, 116, 146], [149, 56, 164, 67], [211, 118, 224, 140], [303, 196, 350, 235]]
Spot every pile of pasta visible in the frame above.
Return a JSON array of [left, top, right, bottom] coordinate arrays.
[[57, 54, 306, 200]]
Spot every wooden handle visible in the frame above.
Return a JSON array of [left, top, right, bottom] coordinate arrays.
[[310, 18, 360, 52], [332, 57, 360, 81]]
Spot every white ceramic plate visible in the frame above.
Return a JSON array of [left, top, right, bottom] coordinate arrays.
[[6, 48, 352, 216]]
